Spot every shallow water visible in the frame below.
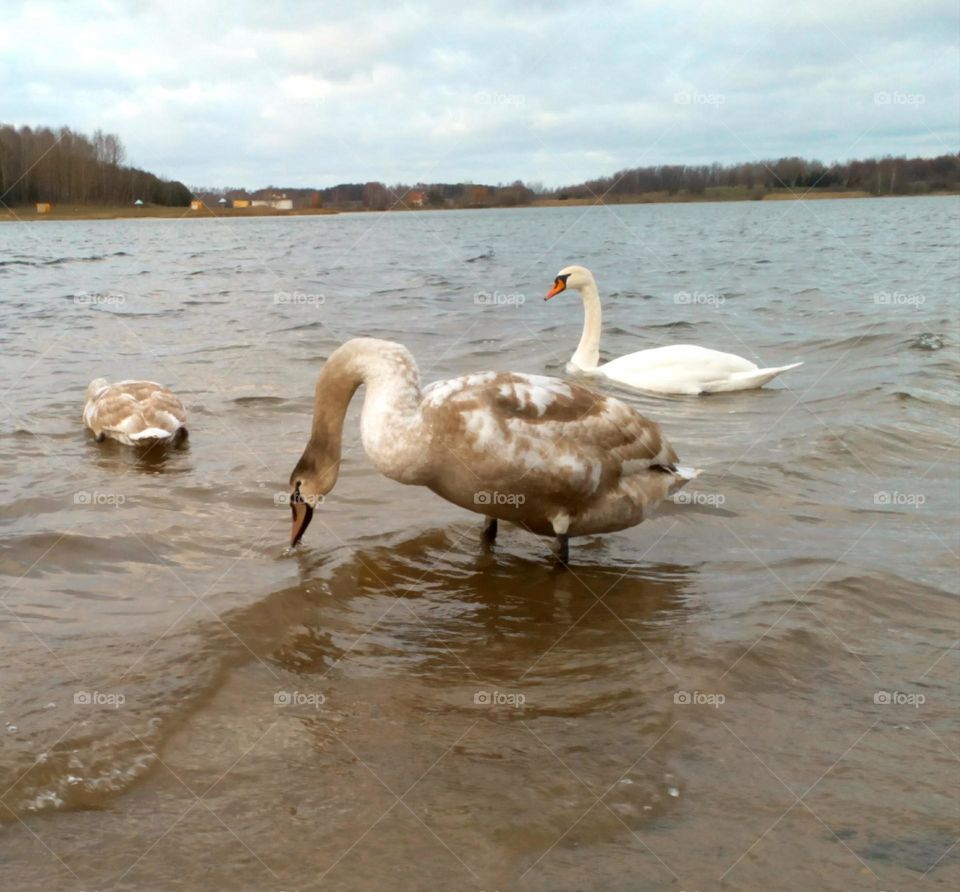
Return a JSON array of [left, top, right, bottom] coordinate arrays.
[[1, 198, 958, 890]]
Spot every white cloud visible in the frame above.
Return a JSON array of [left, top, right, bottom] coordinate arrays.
[[1, 0, 957, 187]]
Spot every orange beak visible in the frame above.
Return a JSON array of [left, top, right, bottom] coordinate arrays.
[[544, 279, 566, 300], [290, 500, 314, 547]]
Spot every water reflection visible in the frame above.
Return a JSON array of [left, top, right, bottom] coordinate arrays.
[[270, 526, 697, 699], [84, 434, 191, 473]]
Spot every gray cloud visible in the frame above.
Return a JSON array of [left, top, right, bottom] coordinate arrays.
[[2, 0, 957, 188]]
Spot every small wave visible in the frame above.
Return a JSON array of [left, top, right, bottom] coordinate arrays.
[[466, 249, 494, 262], [892, 388, 959, 409], [858, 833, 960, 874], [806, 422, 951, 469], [230, 396, 288, 406], [41, 254, 115, 266], [805, 331, 894, 352], [608, 291, 655, 300], [912, 332, 944, 350], [646, 320, 696, 330]]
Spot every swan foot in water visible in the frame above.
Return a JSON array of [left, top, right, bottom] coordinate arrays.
[[481, 516, 498, 544], [552, 534, 570, 567]]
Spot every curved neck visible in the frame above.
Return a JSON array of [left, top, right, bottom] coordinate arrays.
[[571, 279, 602, 370], [306, 338, 424, 484]]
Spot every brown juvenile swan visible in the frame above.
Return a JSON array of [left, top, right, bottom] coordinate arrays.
[[83, 379, 187, 446], [288, 338, 699, 563]]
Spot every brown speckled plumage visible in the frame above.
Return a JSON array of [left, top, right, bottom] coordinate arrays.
[[83, 379, 187, 446], [288, 338, 699, 559]]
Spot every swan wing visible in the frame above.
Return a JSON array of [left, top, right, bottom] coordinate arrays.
[[598, 344, 761, 394], [421, 372, 676, 503], [85, 381, 187, 442]]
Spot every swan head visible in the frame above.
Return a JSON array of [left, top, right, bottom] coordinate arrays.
[[287, 450, 335, 546], [545, 265, 596, 300]]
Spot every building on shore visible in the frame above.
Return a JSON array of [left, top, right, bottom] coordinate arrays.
[[251, 191, 294, 210]]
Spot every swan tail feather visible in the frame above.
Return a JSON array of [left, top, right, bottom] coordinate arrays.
[[667, 465, 701, 494], [710, 361, 802, 391], [126, 426, 187, 445]]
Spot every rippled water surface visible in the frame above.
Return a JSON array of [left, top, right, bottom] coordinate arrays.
[[1, 198, 958, 891]]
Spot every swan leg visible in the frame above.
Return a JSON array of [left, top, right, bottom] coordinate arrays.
[[552, 534, 569, 566], [481, 516, 498, 544]]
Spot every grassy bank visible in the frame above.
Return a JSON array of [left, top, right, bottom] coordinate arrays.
[[531, 186, 879, 206], [4, 187, 953, 221], [0, 204, 339, 222]]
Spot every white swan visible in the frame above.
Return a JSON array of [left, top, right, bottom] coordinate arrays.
[[287, 338, 698, 563], [83, 379, 187, 446], [545, 265, 802, 395]]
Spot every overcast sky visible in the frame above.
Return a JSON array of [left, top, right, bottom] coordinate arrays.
[[2, 0, 957, 189]]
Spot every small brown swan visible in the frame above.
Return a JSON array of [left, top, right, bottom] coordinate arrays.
[[83, 379, 187, 446], [288, 338, 698, 563]]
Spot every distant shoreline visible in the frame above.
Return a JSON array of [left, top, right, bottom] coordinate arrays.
[[0, 205, 341, 222], [2, 189, 956, 222]]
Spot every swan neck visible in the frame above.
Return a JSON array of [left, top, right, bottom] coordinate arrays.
[[571, 280, 602, 370], [306, 338, 423, 483]]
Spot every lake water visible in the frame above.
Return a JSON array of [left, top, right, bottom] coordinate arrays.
[[0, 198, 958, 891]]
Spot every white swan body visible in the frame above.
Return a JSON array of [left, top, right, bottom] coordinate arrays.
[[83, 378, 187, 446], [287, 338, 699, 561], [546, 265, 801, 395]]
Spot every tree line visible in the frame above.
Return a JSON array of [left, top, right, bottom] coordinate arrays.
[[4, 123, 954, 212], [193, 180, 537, 211], [0, 123, 192, 207], [551, 153, 960, 200], [198, 152, 958, 212]]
